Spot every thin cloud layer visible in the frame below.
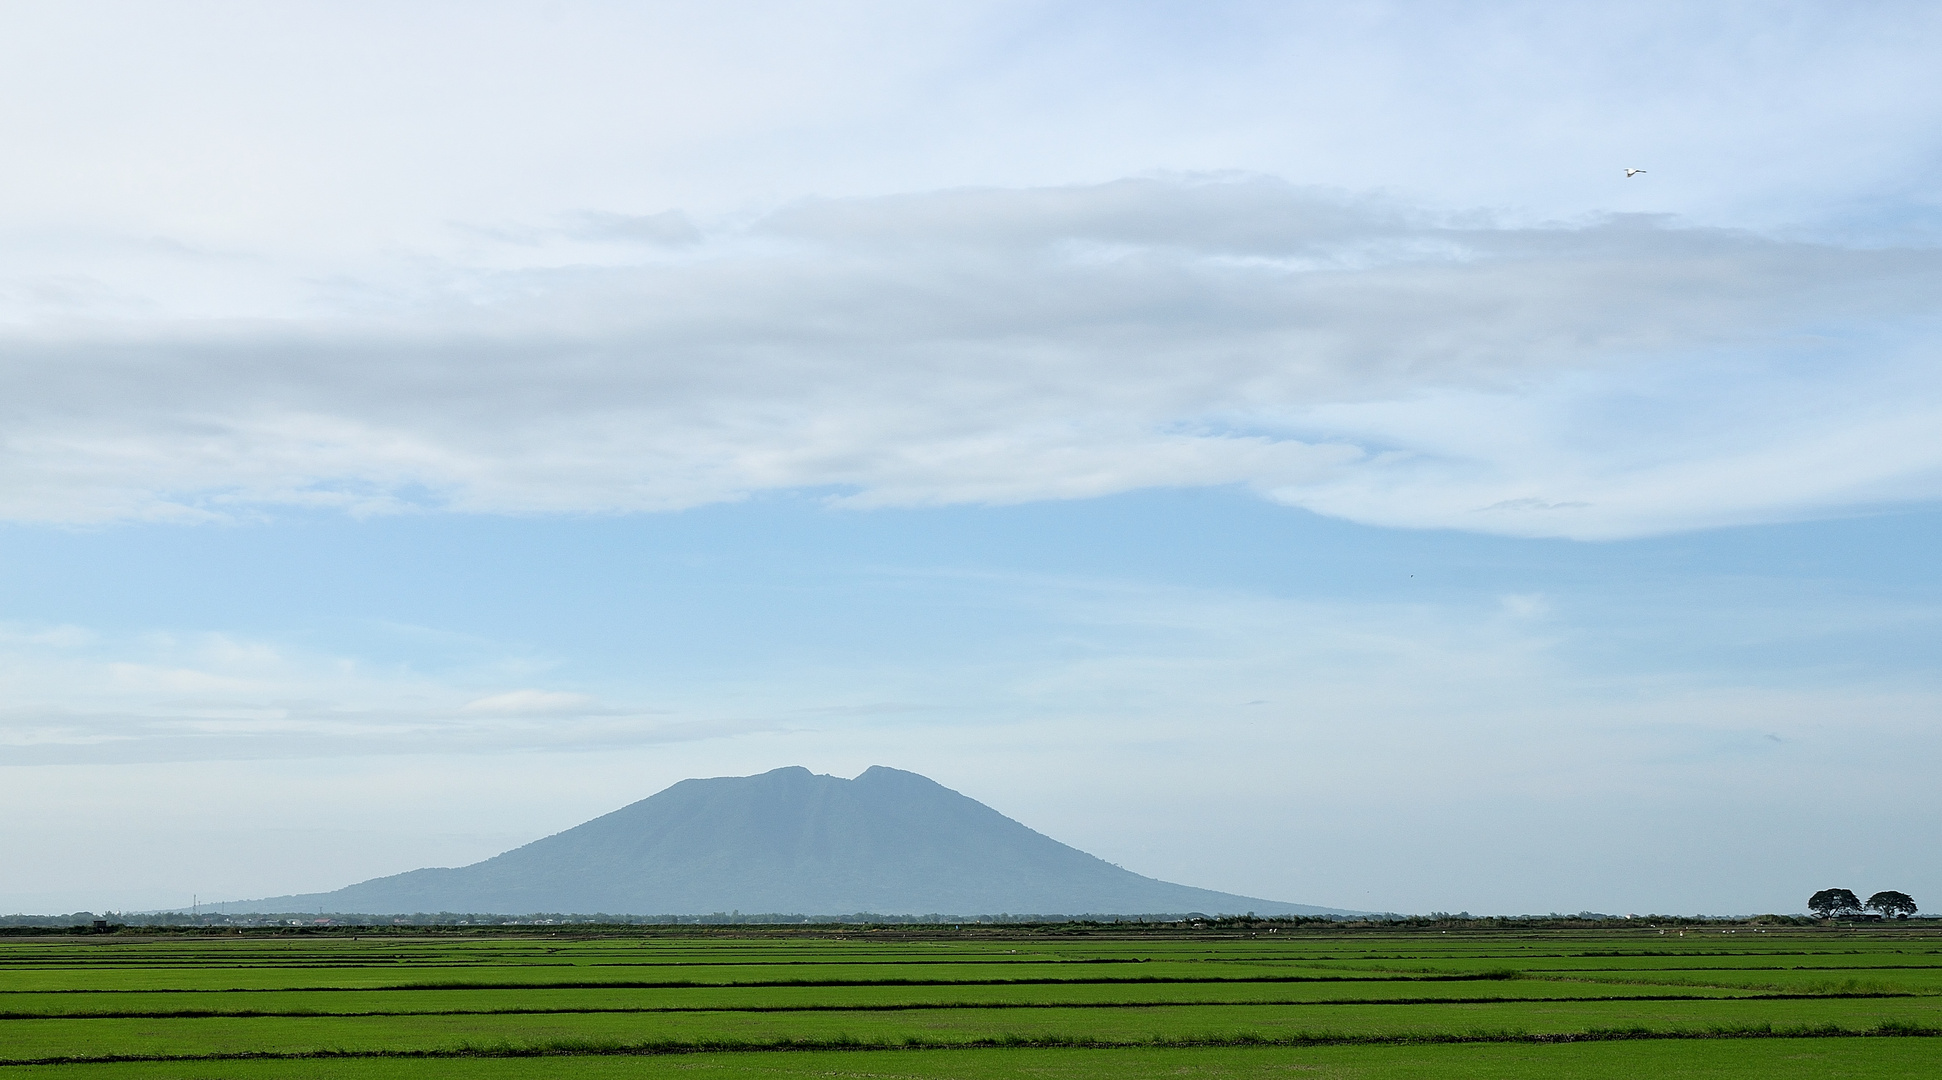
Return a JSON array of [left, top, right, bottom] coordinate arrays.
[[0, 623, 749, 766], [4, 178, 1938, 537]]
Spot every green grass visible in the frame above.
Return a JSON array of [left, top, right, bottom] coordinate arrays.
[[0, 976, 1772, 1019], [2, 927, 1937, 1076], [4, 995, 1940, 1061], [1, 1041, 1940, 1080]]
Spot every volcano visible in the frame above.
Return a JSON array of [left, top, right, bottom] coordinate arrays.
[[229, 766, 1354, 917]]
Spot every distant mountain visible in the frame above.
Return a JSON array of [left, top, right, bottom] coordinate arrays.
[[228, 766, 1356, 917]]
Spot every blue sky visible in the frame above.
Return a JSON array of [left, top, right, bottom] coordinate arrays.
[[1, 1, 1939, 916]]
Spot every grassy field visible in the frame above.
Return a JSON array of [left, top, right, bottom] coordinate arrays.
[[1, 925, 1936, 1077]]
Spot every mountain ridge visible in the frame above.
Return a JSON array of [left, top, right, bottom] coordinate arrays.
[[225, 766, 1357, 917]]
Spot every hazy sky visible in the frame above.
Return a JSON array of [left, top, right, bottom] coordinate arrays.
[[3, 1, 1939, 917]]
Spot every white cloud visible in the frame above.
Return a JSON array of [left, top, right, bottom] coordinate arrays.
[[0, 178, 1937, 536], [461, 690, 602, 716], [0, 626, 750, 765], [0, 622, 94, 648], [3, 5, 1940, 538], [3, 3, 1938, 247], [1499, 594, 1550, 620]]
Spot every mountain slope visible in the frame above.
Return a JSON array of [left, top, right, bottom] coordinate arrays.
[[229, 766, 1353, 917]]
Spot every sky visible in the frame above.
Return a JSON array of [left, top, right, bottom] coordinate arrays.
[[1, 0, 1939, 917]]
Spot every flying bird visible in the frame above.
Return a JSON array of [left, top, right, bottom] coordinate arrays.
[[1625, 168, 1647, 177]]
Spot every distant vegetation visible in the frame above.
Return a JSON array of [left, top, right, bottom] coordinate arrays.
[[8, 909, 1935, 933]]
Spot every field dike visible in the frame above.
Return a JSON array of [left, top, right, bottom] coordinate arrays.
[[1, 1020, 1940, 1067], [0, 988, 1922, 1022]]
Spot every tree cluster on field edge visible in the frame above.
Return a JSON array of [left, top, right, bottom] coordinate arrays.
[[1809, 888, 1917, 919]]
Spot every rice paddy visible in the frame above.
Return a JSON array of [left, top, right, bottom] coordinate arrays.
[[1, 924, 1936, 1077]]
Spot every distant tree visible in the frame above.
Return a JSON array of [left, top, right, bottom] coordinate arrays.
[[1809, 888, 1862, 918], [1866, 891, 1918, 919]]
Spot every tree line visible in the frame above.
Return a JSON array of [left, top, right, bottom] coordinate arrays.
[[1809, 888, 1917, 919]]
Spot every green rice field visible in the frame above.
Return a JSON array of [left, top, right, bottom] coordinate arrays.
[[1, 925, 1937, 1078]]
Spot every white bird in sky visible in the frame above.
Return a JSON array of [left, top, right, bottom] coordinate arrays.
[[1625, 168, 1647, 177]]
